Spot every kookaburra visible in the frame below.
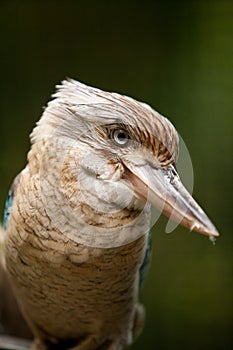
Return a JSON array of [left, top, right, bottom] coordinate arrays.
[[1, 79, 219, 350]]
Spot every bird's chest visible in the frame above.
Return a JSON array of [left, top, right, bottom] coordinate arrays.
[[5, 223, 147, 339], [4, 167, 148, 341]]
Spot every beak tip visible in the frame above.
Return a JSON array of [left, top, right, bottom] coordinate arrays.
[[190, 221, 220, 238], [211, 229, 220, 237], [206, 229, 220, 239]]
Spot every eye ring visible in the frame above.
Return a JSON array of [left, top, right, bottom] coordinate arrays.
[[112, 129, 130, 146]]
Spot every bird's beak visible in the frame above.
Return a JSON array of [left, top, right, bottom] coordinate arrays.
[[122, 161, 219, 238]]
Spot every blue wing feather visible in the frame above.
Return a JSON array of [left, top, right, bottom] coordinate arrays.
[[3, 172, 22, 231], [3, 189, 14, 230], [139, 230, 152, 289]]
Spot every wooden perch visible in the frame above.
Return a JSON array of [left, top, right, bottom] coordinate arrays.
[[0, 335, 31, 350]]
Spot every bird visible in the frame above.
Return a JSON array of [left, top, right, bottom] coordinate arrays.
[[1, 79, 219, 350]]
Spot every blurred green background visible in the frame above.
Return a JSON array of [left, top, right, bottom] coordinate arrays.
[[0, 0, 232, 349]]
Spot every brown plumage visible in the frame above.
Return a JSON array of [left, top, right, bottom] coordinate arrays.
[[1, 79, 219, 350]]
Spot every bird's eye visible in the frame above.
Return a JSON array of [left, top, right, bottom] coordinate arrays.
[[112, 129, 130, 146]]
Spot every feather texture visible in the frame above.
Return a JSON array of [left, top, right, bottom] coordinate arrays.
[[1, 79, 218, 350]]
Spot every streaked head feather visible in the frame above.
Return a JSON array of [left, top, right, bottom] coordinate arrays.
[[31, 78, 179, 166]]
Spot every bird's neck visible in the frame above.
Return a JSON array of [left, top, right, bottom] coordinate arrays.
[[27, 139, 151, 248]]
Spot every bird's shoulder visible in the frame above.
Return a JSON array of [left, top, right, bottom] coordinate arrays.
[[3, 172, 22, 231]]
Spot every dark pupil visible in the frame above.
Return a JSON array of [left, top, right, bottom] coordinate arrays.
[[117, 132, 127, 141]]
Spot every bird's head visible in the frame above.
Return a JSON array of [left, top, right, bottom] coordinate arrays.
[[31, 79, 219, 247]]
